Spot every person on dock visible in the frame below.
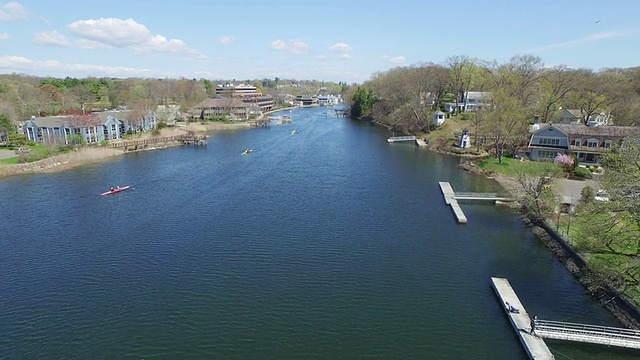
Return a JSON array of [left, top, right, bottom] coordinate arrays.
[[530, 316, 537, 336]]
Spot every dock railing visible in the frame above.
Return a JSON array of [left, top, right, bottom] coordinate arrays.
[[534, 319, 640, 349]]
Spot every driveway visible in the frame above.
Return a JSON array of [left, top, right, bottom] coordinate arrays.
[[555, 178, 599, 203], [0, 149, 17, 160]]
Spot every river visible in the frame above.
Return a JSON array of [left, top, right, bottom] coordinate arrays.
[[1, 106, 638, 359]]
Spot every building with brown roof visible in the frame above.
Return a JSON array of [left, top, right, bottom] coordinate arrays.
[[528, 123, 638, 164], [187, 96, 259, 120]]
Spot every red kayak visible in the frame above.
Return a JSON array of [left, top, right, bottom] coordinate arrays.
[[101, 186, 131, 196]]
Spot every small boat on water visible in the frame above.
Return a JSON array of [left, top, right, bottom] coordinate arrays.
[[101, 186, 131, 196], [242, 149, 253, 155]]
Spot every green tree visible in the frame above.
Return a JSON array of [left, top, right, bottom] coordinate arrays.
[[0, 113, 13, 146], [350, 87, 376, 119]]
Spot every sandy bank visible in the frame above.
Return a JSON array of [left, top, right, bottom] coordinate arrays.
[[0, 121, 251, 178]]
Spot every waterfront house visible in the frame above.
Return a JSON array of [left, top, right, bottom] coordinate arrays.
[[117, 110, 158, 133], [23, 113, 124, 144], [528, 123, 637, 164], [187, 96, 258, 120]]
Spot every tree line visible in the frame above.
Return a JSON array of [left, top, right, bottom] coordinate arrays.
[[346, 54, 640, 155], [0, 74, 349, 124]]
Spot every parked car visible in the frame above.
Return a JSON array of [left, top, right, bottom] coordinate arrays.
[[595, 190, 609, 202]]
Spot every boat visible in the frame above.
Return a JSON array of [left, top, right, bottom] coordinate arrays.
[[101, 186, 131, 196], [241, 149, 253, 155]]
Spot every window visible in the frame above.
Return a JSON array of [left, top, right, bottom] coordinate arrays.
[[587, 139, 598, 148], [574, 138, 582, 146], [538, 137, 560, 145], [604, 141, 612, 149], [537, 150, 558, 160]]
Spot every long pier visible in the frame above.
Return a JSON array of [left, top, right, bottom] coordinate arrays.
[[439, 182, 467, 223], [110, 134, 208, 151], [491, 277, 555, 359]]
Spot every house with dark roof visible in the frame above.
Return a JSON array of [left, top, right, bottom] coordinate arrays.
[[23, 112, 124, 144], [187, 96, 259, 120], [528, 123, 638, 164]]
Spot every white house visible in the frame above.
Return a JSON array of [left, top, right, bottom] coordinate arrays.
[[432, 111, 445, 126], [558, 109, 611, 126]]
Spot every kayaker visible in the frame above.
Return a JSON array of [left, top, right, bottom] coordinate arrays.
[[116, 186, 121, 191], [110, 187, 114, 192]]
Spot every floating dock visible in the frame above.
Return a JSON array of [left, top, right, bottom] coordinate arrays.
[[438, 182, 467, 223], [491, 277, 554, 360], [387, 135, 416, 143]]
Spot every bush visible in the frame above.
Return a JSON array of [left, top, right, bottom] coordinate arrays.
[[573, 166, 592, 179], [580, 186, 595, 203]]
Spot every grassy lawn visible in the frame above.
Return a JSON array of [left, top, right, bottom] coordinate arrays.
[[0, 156, 19, 165], [554, 208, 640, 305], [478, 157, 561, 176]]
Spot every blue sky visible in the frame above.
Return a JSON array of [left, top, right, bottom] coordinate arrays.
[[1, 0, 638, 84]]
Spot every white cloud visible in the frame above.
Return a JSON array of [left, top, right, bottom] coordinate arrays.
[[129, 34, 207, 59], [0, 1, 29, 21], [0, 32, 11, 40], [388, 56, 406, 64], [270, 39, 309, 55], [288, 39, 309, 54], [270, 39, 288, 50], [76, 38, 111, 50], [33, 31, 71, 47], [329, 42, 352, 52], [341, 54, 352, 60], [531, 31, 629, 53], [67, 17, 206, 59], [216, 35, 235, 45], [0, 54, 154, 77]]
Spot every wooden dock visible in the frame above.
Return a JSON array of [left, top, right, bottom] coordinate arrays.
[[110, 134, 208, 151], [491, 277, 554, 360], [439, 182, 467, 223], [387, 135, 416, 143]]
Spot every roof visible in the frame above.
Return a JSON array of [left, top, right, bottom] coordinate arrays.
[[93, 110, 126, 122], [25, 116, 71, 128], [562, 109, 583, 118], [552, 124, 637, 138], [26, 113, 112, 128], [195, 97, 251, 108]]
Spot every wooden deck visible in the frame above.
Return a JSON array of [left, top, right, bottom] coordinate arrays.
[[491, 277, 555, 360]]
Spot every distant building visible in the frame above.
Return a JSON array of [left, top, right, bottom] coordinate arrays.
[[557, 109, 611, 126], [317, 94, 340, 106], [215, 84, 274, 111], [462, 91, 492, 112], [293, 95, 317, 107], [187, 96, 258, 120]]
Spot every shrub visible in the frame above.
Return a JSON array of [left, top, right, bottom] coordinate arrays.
[[573, 166, 592, 179], [580, 186, 595, 203]]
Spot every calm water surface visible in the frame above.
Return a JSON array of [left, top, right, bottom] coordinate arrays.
[[1, 107, 638, 359]]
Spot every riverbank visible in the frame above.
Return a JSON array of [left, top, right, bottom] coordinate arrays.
[[458, 159, 640, 330], [0, 121, 250, 178]]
